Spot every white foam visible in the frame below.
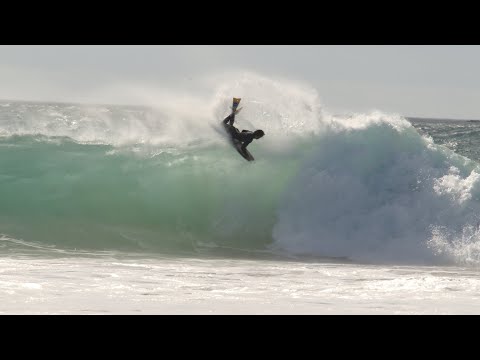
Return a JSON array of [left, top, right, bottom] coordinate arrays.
[[272, 111, 480, 265]]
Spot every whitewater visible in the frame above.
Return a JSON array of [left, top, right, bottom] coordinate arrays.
[[2, 73, 480, 314]]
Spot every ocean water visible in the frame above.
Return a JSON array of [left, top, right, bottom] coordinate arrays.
[[2, 74, 480, 314]]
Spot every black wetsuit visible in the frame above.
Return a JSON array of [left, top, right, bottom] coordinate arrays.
[[222, 113, 255, 149]]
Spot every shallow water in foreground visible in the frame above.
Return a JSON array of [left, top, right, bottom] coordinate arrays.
[[2, 254, 479, 314]]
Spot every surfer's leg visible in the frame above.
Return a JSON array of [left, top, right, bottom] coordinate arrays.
[[223, 113, 235, 126], [229, 127, 238, 137], [223, 114, 234, 125], [231, 126, 240, 137], [224, 124, 240, 138]]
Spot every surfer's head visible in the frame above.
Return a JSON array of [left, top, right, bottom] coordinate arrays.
[[253, 130, 265, 139]]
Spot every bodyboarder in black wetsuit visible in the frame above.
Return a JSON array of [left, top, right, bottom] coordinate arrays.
[[222, 112, 265, 152]]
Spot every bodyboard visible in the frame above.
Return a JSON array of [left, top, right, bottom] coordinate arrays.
[[231, 137, 254, 161]]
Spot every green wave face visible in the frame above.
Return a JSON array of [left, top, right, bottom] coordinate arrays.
[[0, 134, 303, 254]]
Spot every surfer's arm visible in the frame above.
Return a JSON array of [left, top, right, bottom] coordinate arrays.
[[241, 138, 253, 151]]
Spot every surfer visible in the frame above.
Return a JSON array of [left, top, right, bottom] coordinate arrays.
[[222, 112, 265, 152]]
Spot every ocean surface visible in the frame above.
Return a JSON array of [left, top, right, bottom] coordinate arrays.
[[2, 76, 480, 314]]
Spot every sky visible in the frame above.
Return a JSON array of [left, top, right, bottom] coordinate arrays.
[[1, 45, 480, 119]]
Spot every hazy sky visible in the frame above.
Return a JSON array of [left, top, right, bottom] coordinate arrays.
[[1, 45, 479, 119]]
